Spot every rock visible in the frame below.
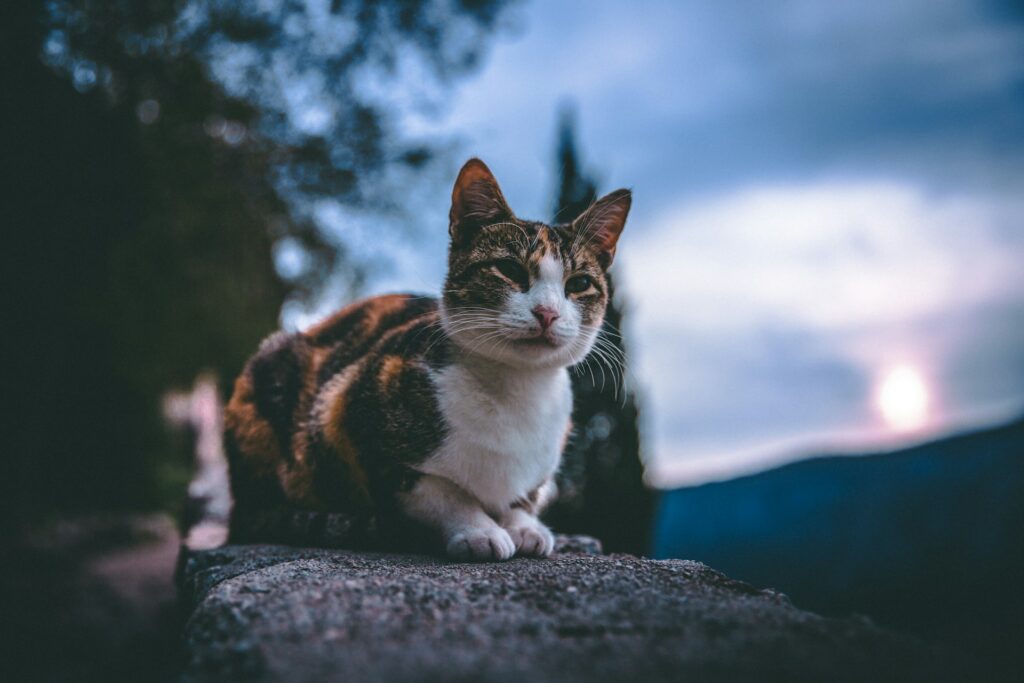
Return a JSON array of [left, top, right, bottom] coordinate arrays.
[[179, 536, 955, 682]]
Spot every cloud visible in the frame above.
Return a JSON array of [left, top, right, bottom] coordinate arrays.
[[626, 181, 1021, 334], [621, 180, 1024, 484], [414, 0, 1024, 220]]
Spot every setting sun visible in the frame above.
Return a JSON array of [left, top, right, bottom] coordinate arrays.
[[876, 365, 930, 432]]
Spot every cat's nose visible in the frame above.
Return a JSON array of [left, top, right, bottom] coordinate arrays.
[[532, 305, 560, 330]]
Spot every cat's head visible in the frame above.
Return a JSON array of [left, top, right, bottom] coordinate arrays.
[[442, 158, 630, 370]]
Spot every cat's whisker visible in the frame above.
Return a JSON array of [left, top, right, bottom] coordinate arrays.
[[423, 320, 505, 357], [594, 337, 630, 381], [591, 346, 618, 397], [485, 332, 517, 358], [462, 328, 516, 357], [574, 334, 633, 403]]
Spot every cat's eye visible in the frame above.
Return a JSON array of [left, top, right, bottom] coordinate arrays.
[[492, 259, 529, 286], [565, 274, 593, 295]]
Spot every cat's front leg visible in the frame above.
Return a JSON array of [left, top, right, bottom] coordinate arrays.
[[500, 507, 555, 558], [399, 474, 515, 561]]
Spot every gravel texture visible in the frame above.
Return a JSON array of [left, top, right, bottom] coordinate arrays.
[[179, 536, 953, 682]]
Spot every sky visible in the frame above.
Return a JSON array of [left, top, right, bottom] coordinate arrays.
[[302, 0, 1024, 486]]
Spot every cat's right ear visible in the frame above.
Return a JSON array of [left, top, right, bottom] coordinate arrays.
[[449, 158, 514, 244]]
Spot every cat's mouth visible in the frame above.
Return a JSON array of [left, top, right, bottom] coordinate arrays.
[[513, 333, 561, 349]]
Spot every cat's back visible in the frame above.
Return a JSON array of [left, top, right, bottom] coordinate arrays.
[[224, 293, 443, 516], [306, 293, 438, 352]]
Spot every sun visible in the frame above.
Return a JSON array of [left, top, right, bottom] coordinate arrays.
[[875, 365, 930, 432]]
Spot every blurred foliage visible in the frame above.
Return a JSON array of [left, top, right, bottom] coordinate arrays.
[[41, 0, 517, 308], [543, 107, 654, 555], [3, 0, 514, 523]]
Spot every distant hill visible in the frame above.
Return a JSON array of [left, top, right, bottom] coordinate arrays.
[[654, 417, 1024, 663]]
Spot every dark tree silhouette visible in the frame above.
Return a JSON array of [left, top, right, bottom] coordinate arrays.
[[3, 0, 514, 524], [543, 106, 655, 555], [41, 0, 517, 311]]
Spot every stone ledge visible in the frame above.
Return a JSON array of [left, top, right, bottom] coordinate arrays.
[[179, 536, 953, 682]]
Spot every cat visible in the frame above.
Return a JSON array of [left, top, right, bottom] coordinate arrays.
[[224, 158, 631, 560]]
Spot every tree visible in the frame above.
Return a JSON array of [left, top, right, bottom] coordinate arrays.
[[3, 0, 515, 523], [543, 106, 655, 555], [41, 0, 518, 310]]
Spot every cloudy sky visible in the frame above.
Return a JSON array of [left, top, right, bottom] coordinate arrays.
[[309, 0, 1024, 486]]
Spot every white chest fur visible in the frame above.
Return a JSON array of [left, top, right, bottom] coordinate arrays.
[[423, 360, 572, 513]]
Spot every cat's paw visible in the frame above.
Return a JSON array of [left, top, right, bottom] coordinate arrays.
[[506, 521, 555, 558], [446, 526, 516, 561]]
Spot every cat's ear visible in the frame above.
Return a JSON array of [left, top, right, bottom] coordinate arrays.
[[449, 158, 514, 244], [572, 189, 631, 267]]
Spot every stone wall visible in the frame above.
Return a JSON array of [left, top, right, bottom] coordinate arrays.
[[178, 536, 956, 682]]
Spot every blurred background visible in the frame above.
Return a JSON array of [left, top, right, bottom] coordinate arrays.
[[4, 0, 1022, 680]]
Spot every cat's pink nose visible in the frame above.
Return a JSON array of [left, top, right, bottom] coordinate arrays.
[[532, 305, 560, 330]]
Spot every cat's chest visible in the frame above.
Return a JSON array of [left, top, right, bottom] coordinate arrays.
[[423, 364, 571, 511]]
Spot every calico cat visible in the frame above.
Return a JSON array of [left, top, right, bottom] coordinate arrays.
[[225, 158, 631, 560]]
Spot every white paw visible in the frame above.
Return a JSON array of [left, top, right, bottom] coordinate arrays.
[[506, 522, 555, 558], [446, 526, 516, 561]]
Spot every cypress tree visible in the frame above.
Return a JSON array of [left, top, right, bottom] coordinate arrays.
[[544, 106, 654, 555]]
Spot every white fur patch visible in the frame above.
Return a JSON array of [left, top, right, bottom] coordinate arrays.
[[422, 358, 571, 513], [528, 254, 567, 316]]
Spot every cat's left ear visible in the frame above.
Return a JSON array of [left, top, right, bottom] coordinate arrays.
[[449, 158, 514, 244], [572, 189, 631, 267]]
